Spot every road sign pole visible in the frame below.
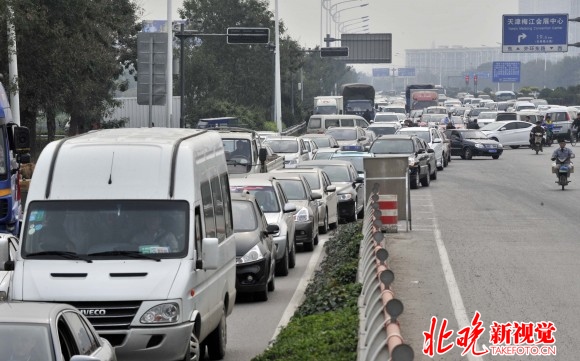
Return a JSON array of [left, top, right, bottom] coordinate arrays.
[[148, 38, 153, 128]]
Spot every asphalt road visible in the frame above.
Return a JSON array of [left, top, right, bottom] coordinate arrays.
[[389, 145, 580, 360], [218, 231, 333, 361]]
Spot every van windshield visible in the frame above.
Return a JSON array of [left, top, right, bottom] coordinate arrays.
[[21, 200, 189, 259]]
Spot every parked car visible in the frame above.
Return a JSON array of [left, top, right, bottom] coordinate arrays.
[[296, 160, 364, 222], [263, 136, 309, 168], [444, 129, 503, 160], [0, 302, 117, 361], [369, 134, 436, 189], [231, 193, 277, 301], [301, 134, 340, 149], [397, 127, 446, 170], [272, 174, 321, 251], [480, 120, 534, 148], [270, 168, 338, 234], [230, 175, 297, 276]]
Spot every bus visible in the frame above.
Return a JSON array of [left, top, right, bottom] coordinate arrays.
[[494, 91, 516, 102]]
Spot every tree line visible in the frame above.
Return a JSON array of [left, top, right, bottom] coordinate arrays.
[[0, 0, 358, 157]]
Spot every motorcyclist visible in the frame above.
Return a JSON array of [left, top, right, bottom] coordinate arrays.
[[572, 114, 580, 140], [543, 115, 554, 146], [529, 120, 546, 151], [551, 139, 575, 178]]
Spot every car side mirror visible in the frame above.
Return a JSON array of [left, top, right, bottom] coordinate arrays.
[[310, 192, 322, 200], [358, 137, 367, 141], [433, 138, 442, 143], [283, 203, 297, 213], [499, 127, 506, 131], [326, 185, 336, 193], [258, 148, 268, 163], [427, 149, 435, 153], [354, 176, 364, 184], [417, 149, 425, 154], [266, 224, 279, 235], [332, 144, 340, 148]]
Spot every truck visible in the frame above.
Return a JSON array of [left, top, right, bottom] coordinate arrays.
[[341, 83, 375, 121], [0, 82, 31, 235], [214, 128, 284, 177], [313, 96, 343, 115], [8, 128, 237, 361], [405, 84, 438, 114]]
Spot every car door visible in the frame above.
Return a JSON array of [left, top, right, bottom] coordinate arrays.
[[447, 130, 462, 155], [498, 121, 519, 145], [59, 311, 115, 361], [349, 164, 364, 208], [321, 171, 338, 224], [299, 139, 310, 162], [275, 183, 296, 243], [414, 138, 430, 177], [515, 121, 534, 145], [430, 128, 444, 163]]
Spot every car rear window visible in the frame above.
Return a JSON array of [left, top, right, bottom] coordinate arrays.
[[232, 200, 257, 232], [230, 186, 280, 213], [308, 117, 321, 128], [370, 139, 414, 154]]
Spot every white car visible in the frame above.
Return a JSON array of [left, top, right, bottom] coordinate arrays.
[[373, 112, 405, 124], [477, 111, 499, 127], [480, 120, 534, 148], [396, 127, 445, 170], [265, 136, 310, 168]]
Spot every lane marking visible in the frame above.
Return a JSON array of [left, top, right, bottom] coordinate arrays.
[[270, 235, 328, 343]]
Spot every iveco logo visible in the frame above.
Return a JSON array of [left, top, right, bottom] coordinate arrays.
[[80, 309, 106, 316]]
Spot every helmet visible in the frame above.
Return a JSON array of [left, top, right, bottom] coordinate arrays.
[[536, 120, 542, 125]]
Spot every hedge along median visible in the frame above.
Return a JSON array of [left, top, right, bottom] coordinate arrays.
[[252, 223, 363, 361]]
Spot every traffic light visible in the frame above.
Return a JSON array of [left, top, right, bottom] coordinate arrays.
[[465, 75, 469, 85], [320, 47, 349, 57], [474, 74, 478, 85], [227, 27, 270, 44]]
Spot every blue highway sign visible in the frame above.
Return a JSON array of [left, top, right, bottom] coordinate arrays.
[[502, 14, 568, 53], [492, 61, 521, 83], [397, 68, 415, 77], [372, 68, 390, 77]]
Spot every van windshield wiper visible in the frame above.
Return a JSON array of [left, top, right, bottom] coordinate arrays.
[[25, 251, 92, 263], [87, 250, 161, 262]]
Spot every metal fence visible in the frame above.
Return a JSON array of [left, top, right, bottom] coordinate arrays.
[[280, 122, 306, 136], [357, 183, 414, 361]]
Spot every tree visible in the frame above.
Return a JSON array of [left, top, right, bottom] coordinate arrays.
[[0, 0, 139, 155]]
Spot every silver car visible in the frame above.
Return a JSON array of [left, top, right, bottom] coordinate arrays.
[[0, 302, 117, 361]]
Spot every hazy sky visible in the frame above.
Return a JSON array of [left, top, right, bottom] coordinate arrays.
[[138, 0, 519, 67]]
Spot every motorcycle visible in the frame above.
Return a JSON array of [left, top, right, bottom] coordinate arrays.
[[532, 132, 544, 154], [544, 127, 553, 147], [552, 156, 573, 190]]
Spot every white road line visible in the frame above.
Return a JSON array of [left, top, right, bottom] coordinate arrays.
[[431, 203, 486, 360], [270, 236, 327, 343]]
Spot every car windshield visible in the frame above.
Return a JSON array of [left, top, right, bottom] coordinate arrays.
[[232, 200, 257, 232], [332, 156, 365, 173], [313, 151, 335, 160], [374, 114, 399, 122], [310, 165, 351, 183], [278, 179, 307, 200], [370, 139, 414, 154], [463, 130, 489, 139], [369, 126, 397, 136], [400, 130, 429, 142], [326, 129, 357, 141], [0, 324, 54, 361], [22, 200, 189, 259], [230, 186, 280, 213], [311, 137, 331, 148], [266, 140, 298, 153]]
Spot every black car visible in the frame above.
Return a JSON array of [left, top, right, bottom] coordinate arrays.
[[231, 193, 278, 301], [369, 134, 436, 189], [444, 129, 503, 160]]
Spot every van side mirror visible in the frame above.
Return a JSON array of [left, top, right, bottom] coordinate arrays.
[[13, 126, 31, 154], [310, 192, 322, 200], [258, 148, 268, 163], [201, 237, 219, 270], [0, 237, 11, 271]]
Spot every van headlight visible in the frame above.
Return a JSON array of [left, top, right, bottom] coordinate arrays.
[[408, 156, 417, 166], [141, 303, 179, 324], [237, 245, 265, 264], [294, 207, 311, 222]]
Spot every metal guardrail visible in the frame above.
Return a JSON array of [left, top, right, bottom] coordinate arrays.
[[280, 122, 306, 136], [357, 184, 414, 361]]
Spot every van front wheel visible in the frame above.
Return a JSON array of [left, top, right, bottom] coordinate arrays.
[[183, 331, 201, 361], [207, 307, 227, 360]]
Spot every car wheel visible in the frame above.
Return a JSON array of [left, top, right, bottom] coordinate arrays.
[[491, 137, 499, 142], [207, 306, 227, 359], [421, 169, 431, 187], [447, 153, 451, 163], [289, 240, 296, 269], [509, 145, 520, 149], [492, 155, 500, 159], [275, 242, 289, 276], [430, 166, 437, 180], [182, 330, 201, 361], [437, 157, 444, 171], [255, 285, 269, 302], [267, 271, 275, 292], [463, 147, 473, 160], [410, 171, 419, 189], [304, 239, 314, 252], [443, 154, 449, 167], [319, 212, 329, 234], [348, 200, 357, 222]]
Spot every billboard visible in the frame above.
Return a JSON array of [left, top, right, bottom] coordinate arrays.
[[502, 14, 568, 53], [492, 61, 521, 83], [339, 33, 392, 64]]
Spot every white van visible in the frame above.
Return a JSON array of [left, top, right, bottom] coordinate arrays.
[[306, 114, 369, 134], [8, 128, 236, 361]]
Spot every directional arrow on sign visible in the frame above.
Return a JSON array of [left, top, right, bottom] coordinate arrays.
[[517, 33, 527, 43]]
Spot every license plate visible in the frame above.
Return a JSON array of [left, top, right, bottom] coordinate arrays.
[[554, 127, 562, 131], [488, 149, 497, 153]]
